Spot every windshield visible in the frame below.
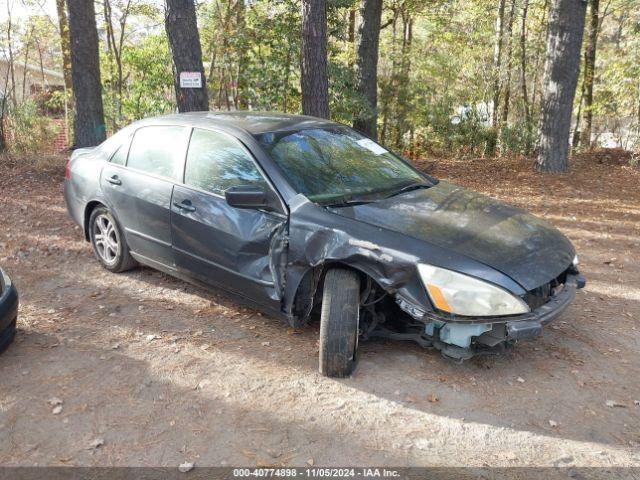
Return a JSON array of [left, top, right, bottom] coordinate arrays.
[[257, 127, 430, 204]]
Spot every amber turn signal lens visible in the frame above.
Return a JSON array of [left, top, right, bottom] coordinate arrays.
[[426, 283, 452, 313]]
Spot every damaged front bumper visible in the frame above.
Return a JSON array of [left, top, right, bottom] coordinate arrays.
[[418, 273, 585, 360]]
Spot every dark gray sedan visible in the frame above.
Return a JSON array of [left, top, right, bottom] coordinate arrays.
[[64, 112, 584, 377]]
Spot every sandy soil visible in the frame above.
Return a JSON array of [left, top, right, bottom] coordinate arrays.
[[0, 151, 639, 468]]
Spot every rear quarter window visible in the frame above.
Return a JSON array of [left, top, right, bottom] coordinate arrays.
[[109, 143, 128, 165]]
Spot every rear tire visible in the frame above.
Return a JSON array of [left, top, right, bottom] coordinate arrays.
[[0, 319, 16, 355], [319, 269, 360, 378], [89, 206, 137, 273]]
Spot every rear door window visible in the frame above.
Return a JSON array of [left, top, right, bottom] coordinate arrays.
[[127, 126, 188, 180], [184, 128, 267, 195]]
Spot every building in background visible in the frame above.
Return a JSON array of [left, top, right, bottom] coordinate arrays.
[[0, 58, 69, 152]]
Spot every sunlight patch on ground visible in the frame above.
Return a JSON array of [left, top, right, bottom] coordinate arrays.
[[585, 281, 640, 303], [116, 333, 640, 467]]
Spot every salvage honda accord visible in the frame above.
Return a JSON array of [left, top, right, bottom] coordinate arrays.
[[64, 112, 585, 377]]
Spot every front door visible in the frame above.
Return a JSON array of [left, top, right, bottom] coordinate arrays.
[[170, 128, 287, 308], [102, 125, 189, 267]]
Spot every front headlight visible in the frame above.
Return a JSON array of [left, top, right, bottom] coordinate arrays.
[[418, 264, 530, 317]]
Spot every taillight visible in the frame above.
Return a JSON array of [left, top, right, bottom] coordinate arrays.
[[65, 159, 71, 179]]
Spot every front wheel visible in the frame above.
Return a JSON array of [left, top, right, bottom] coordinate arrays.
[[89, 206, 137, 273], [0, 319, 16, 355], [319, 268, 361, 378]]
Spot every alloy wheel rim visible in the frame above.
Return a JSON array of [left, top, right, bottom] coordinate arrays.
[[93, 214, 119, 265]]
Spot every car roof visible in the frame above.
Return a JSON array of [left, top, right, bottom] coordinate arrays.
[[144, 111, 339, 136]]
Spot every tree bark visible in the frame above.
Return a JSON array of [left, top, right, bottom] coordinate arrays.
[[520, 0, 532, 152], [165, 0, 209, 112], [535, 0, 587, 173], [500, 0, 516, 126], [394, 7, 412, 147], [300, 0, 330, 119], [56, 0, 72, 91], [579, 0, 599, 148], [353, 0, 383, 139], [492, 0, 507, 127], [5, 5, 17, 110], [67, 0, 106, 147], [348, 8, 356, 44], [235, 0, 248, 109], [21, 26, 34, 102]]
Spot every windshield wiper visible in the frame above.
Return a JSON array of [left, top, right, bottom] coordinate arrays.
[[324, 198, 375, 208], [321, 193, 377, 208], [383, 182, 432, 199]]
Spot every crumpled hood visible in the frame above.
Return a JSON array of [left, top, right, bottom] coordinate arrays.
[[329, 181, 575, 291]]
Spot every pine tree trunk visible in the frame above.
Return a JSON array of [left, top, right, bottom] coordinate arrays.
[[235, 0, 248, 109], [579, 0, 599, 148], [501, 0, 516, 126], [348, 9, 356, 44], [492, 0, 507, 127], [66, 0, 106, 147], [520, 0, 532, 152], [165, 0, 209, 112], [56, 0, 72, 92], [353, 0, 383, 139], [300, 0, 330, 119], [535, 0, 587, 173]]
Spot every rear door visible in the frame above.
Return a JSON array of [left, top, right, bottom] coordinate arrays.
[[171, 128, 287, 308], [101, 125, 189, 267]]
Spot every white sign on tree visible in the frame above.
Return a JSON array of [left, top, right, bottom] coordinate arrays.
[[179, 72, 202, 89]]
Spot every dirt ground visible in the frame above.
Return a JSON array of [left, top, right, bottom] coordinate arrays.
[[0, 151, 639, 468]]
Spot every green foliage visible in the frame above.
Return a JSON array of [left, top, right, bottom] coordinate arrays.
[[200, 0, 303, 112], [120, 35, 175, 120], [499, 121, 536, 156], [100, 34, 174, 130], [3, 101, 60, 154], [6, 0, 640, 157]]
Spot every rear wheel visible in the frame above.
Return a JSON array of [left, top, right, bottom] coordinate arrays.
[[319, 268, 361, 378], [89, 206, 136, 273]]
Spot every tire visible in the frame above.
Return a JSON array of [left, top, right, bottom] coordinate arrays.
[[89, 206, 137, 273], [319, 268, 361, 378], [0, 319, 16, 355]]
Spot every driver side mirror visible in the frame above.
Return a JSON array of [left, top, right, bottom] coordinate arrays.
[[224, 185, 275, 211]]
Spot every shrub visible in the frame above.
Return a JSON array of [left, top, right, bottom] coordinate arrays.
[[2, 100, 61, 155]]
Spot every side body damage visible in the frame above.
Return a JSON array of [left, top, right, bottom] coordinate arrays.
[[277, 192, 582, 360]]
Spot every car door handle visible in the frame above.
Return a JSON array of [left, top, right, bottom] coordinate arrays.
[[107, 175, 122, 186], [173, 200, 196, 213]]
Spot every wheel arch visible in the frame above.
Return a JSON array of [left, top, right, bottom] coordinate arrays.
[[287, 260, 384, 328], [83, 200, 106, 241]]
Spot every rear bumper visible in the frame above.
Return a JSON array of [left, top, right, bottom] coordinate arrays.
[[0, 268, 19, 332], [63, 179, 84, 229]]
